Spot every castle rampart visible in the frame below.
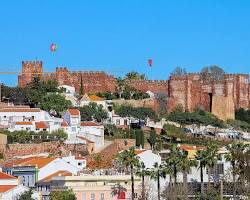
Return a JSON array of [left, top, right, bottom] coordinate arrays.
[[18, 61, 250, 120]]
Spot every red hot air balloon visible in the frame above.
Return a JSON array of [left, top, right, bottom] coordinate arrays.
[[50, 43, 57, 52], [148, 59, 152, 67]]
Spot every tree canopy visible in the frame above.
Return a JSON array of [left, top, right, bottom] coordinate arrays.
[[170, 67, 187, 77], [51, 189, 76, 200], [167, 110, 224, 128], [79, 102, 108, 122], [235, 108, 250, 124], [200, 65, 225, 82], [125, 71, 146, 80], [40, 93, 72, 116], [17, 189, 35, 200], [115, 105, 156, 120]]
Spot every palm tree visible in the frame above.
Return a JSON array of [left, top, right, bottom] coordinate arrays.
[[148, 162, 166, 200], [116, 77, 125, 99], [118, 147, 139, 200], [225, 142, 246, 199], [136, 161, 148, 200], [165, 145, 182, 184], [179, 150, 197, 199], [196, 149, 209, 197]]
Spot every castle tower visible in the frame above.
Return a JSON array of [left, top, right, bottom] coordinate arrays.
[[18, 61, 43, 87]]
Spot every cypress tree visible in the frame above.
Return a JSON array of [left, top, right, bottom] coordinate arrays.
[[80, 75, 84, 95]]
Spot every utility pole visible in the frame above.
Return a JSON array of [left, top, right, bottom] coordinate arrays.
[[220, 177, 224, 200], [0, 84, 1, 102]]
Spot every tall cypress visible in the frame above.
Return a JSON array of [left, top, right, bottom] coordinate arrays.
[[80, 75, 84, 95]]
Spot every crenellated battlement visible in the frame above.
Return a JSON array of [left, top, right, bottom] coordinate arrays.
[[18, 60, 250, 115]]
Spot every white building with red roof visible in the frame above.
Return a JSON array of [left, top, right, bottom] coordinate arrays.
[[0, 171, 40, 199], [0, 105, 63, 133], [63, 109, 105, 151]]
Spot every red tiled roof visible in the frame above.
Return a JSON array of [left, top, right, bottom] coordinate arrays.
[[75, 155, 86, 160], [35, 122, 48, 129], [38, 170, 72, 183], [0, 108, 40, 112], [134, 149, 146, 155], [179, 145, 205, 151], [15, 121, 32, 125], [61, 121, 68, 127], [4, 157, 36, 168], [80, 121, 101, 126], [0, 185, 17, 193], [0, 171, 16, 179], [88, 95, 104, 101], [68, 109, 80, 116], [4, 157, 56, 169]]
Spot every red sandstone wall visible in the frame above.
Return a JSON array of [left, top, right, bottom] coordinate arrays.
[[126, 80, 168, 93], [3, 142, 87, 160], [18, 61, 43, 87], [18, 61, 250, 115]]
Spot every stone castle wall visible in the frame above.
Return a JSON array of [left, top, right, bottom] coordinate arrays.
[[18, 61, 250, 120]]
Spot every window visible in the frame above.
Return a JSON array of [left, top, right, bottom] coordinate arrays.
[[3, 116, 6, 118], [78, 162, 82, 166], [91, 193, 95, 200], [116, 119, 120, 125], [124, 119, 127, 125], [72, 127, 77, 132], [206, 163, 224, 175], [100, 193, 105, 200], [82, 192, 86, 200]]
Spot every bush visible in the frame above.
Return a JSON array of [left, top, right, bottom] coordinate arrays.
[[235, 108, 250, 124], [51, 189, 76, 200], [227, 119, 250, 132]]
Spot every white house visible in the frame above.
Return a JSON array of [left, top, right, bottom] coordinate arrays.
[[62, 109, 105, 150], [59, 85, 79, 107], [0, 105, 63, 133], [136, 150, 161, 169], [110, 113, 130, 128], [62, 155, 87, 170], [59, 85, 76, 95], [0, 107, 42, 126], [0, 171, 40, 200], [78, 121, 104, 149], [62, 109, 81, 135]]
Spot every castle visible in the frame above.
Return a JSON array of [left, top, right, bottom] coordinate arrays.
[[18, 61, 250, 120]]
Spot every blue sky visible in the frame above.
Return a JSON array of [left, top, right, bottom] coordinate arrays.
[[0, 0, 250, 86]]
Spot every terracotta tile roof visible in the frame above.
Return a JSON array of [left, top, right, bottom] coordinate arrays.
[[61, 121, 69, 127], [0, 185, 17, 193], [4, 157, 56, 169], [0, 108, 40, 112], [77, 136, 95, 143], [0, 171, 16, 179], [89, 95, 104, 101], [4, 157, 36, 168], [68, 109, 80, 116], [75, 155, 86, 160], [179, 145, 205, 151], [37, 170, 72, 183], [15, 121, 33, 125], [35, 122, 48, 129], [134, 149, 147, 155], [80, 121, 101, 126]]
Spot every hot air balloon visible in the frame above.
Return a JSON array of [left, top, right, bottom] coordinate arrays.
[[50, 43, 57, 52], [148, 59, 152, 67]]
